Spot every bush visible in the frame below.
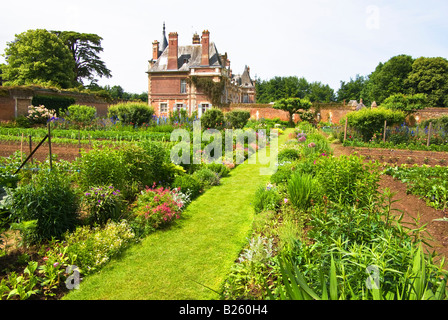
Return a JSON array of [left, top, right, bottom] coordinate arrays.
[[31, 95, 75, 116], [253, 183, 282, 214], [8, 169, 79, 244], [206, 163, 230, 178], [108, 102, 155, 126], [287, 173, 314, 211], [343, 108, 406, 141], [278, 147, 301, 162], [193, 168, 221, 189], [26, 105, 56, 125], [82, 185, 125, 226], [200, 108, 225, 130], [225, 110, 251, 129], [64, 220, 135, 275], [131, 185, 188, 235], [65, 104, 96, 127], [314, 154, 380, 207], [171, 174, 202, 200]]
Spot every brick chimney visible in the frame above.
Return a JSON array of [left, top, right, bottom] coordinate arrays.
[[192, 33, 200, 44], [152, 40, 159, 60], [201, 30, 210, 66], [167, 32, 178, 70]]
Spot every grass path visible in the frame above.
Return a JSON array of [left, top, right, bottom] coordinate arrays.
[[63, 129, 292, 300]]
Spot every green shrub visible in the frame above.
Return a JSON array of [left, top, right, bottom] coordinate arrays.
[[343, 107, 406, 141], [200, 108, 225, 130], [32, 95, 76, 116], [206, 162, 230, 178], [82, 185, 126, 226], [278, 147, 301, 162], [8, 169, 79, 244], [64, 220, 135, 275], [253, 183, 282, 214], [225, 110, 251, 129], [171, 174, 202, 200], [287, 173, 315, 211], [314, 154, 380, 207], [108, 102, 155, 126], [131, 185, 188, 235], [193, 168, 221, 189], [65, 104, 96, 127]]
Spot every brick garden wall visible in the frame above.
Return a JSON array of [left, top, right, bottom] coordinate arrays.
[[0, 86, 110, 120]]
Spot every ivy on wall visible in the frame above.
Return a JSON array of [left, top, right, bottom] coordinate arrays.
[[189, 76, 229, 108]]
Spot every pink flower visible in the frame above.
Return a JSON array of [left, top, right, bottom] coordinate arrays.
[[284, 198, 288, 204], [53, 262, 59, 268]]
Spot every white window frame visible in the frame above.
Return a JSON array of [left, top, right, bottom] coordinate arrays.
[[160, 103, 168, 114], [180, 79, 187, 94]]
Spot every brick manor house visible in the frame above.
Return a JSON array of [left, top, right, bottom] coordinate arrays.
[[147, 24, 256, 117]]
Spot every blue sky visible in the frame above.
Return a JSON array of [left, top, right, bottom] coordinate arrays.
[[1, 0, 447, 94]]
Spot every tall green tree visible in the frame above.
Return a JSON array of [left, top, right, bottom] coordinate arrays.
[[273, 97, 312, 126], [406, 57, 448, 108], [363, 54, 414, 104], [1, 29, 75, 88], [52, 31, 112, 85], [381, 93, 428, 117], [307, 81, 336, 103], [337, 75, 367, 102]]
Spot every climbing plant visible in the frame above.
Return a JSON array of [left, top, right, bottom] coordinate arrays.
[[189, 76, 228, 108]]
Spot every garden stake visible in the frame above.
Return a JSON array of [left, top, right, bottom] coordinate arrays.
[[383, 120, 387, 142], [427, 122, 432, 147], [48, 122, 53, 170]]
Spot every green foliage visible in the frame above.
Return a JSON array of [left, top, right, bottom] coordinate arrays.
[[253, 183, 282, 214], [193, 168, 221, 189], [200, 108, 225, 130], [382, 93, 428, 117], [287, 173, 314, 211], [7, 168, 79, 244], [256, 76, 335, 104], [273, 97, 312, 126], [407, 56, 448, 108], [65, 104, 96, 127], [344, 107, 406, 141], [171, 174, 202, 200], [52, 31, 112, 85], [131, 185, 187, 235], [278, 147, 301, 163], [314, 154, 380, 208], [225, 110, 251, 129], [64, 220, 135, 275], [205, 162, 230, 178], [337, 74, 368, 102], [108, 102, 155, 126], [385, 165, 448, 211], [76, 143, 168, 201], [83, 185, 126, 226], [2, 29, 75, 88], [31, 95, 76, 116], [363, 54, 414, 104], [189, 76, 227, 107]]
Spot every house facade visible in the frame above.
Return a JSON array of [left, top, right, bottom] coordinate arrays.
[[147, 25, 256, 117]]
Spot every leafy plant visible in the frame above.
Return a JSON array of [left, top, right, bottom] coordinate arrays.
[[8, 168, 79, 244], [171, 174, 202, 200], [83, 185, 125, 226], [193, 168, 221, 189], [287, 173, 314, 211], [253, 183, 282, 214]]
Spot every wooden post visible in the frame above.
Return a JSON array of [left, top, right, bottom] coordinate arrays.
[[29, 135, 33, 164], [48, 122, 52, 170], [78, 129, 81, 157], [383, 120, 387, 142], [20, 133, 23, 162], [344, 118, 348, 142], [427, 122, 432, 147]]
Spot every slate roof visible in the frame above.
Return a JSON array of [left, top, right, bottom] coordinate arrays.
[[149, 43, 223, 72], [232, 66, 254, 88]]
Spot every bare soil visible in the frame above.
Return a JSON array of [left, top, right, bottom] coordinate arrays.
[[332, 143, 448, 265]]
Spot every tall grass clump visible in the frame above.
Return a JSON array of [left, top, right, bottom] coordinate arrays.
[[287, 173, 314, 211]]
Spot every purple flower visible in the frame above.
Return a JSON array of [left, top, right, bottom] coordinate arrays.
[[85, 193, 91, 196]]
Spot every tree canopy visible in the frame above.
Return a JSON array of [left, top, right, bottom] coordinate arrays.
[[1, 29, 75, 88], [256, 76, 335, 104], [273, 97, 312, 126], [406, 57, 448, 108], [381, 93, 428, 117], [52, 31, 112, 85]]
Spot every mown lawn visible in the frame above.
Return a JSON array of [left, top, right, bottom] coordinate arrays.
[[63, 129, 292, 300]]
